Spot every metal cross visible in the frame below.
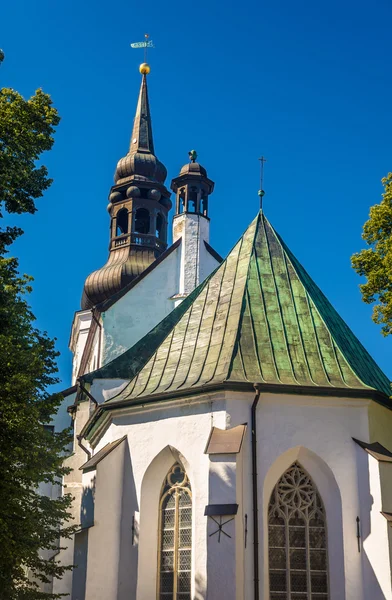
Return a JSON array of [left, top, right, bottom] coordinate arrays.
[[208, 516, 235, 542], [258, 156, 267, 210]]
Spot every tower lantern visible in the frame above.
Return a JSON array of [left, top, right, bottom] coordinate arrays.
[[171, 150, 214, 218]]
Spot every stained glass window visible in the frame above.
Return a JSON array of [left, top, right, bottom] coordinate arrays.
[[158, 464, 192, 600], [268, 462, 329, 600]]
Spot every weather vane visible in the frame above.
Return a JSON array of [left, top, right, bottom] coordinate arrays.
[[258, 156, 266, 210], [130, 34, 154, 71]]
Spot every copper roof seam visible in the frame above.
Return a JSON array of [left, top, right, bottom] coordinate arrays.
[[151, 312, 193, 393], [126, 375, 137, 397], [262, 217, 300, 385], [180, 281, 223, 389], [272, 228, 338, 387], [256, 215, 295, 383], [237, 337, 248, 381], [244, 284, 266, 382], [332, 320, 381, 390], [207, 215, 260, 385], [303, 291, 334, 386], [189, 253, 230, 388], [281, 245, 319, 387], [275, 229, 391, 395], [204, 238, 247, 384], [145, 323, 182, 395], [248, 242, 280, 384], [330, 337, 358, 388], [226, 218, 264, 384], [200, 232, 247, 386], [174, 283, 211, 390]]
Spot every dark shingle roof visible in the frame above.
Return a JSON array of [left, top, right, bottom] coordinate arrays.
[[84, 211, 391, 404]]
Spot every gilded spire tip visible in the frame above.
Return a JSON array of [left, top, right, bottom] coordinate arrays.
[[139, 63, 150, 75]]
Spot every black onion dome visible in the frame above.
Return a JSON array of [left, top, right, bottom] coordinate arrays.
[[115, 152, 167, 185]]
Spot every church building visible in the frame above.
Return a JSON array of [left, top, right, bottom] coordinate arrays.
[[52, 61, 392, 600]]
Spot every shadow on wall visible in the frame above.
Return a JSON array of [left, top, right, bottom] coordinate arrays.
[[118, 440, 139, 600], [356, 446, 390, 600], [72, 476, 96, 600], [194, 573, 207, 600], [206, 456, 237, 600], [80, 475, 96, 529]]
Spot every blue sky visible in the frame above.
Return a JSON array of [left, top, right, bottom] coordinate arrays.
[[1, 0, 391, 387]]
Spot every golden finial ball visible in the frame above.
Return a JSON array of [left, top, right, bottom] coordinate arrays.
[[139, 63, 151, 75]]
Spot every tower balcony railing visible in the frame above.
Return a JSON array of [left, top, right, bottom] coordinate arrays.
[[111, 233, 165, 252]]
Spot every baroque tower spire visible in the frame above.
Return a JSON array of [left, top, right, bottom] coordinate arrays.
[[81, 64, 171, 309]]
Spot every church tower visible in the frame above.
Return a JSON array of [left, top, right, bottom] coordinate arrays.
[[81, 64, 171, 309], [171, 151, 216, 298]]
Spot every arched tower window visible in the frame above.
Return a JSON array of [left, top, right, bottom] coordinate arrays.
[[116, 208, 128, 236], [135, 208, 150, 234], [156, 213, 163, 240], [177, 188, 186, 214], [158, 463, 192, 600], [188, 187, 198, 213], [268, 462, 329, 599], [201, 194, 208, 217]]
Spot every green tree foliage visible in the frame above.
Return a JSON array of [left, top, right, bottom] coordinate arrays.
[[351, 173, 392, 336], [0, 52, 76, 598]]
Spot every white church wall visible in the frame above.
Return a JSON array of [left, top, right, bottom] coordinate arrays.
[[173, 213, 219, 297], [206, 455, 238, 600], [224, 391, 392, 600], [254, 393, 385, 600], [75, 388, 392, 600], [360, 451, 392, 598], [84, 439, 128, 600], [100, 245, 180, 366], [86, 393, 227, 600], [199, 240, 219, 284], [225, 394, 254, 600], [368, 402, 392, 579]]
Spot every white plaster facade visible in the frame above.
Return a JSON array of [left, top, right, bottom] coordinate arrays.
[[172, 213, 216, 298], [63, 389, 392, 600]]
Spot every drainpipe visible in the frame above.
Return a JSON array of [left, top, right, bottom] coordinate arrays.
[[252, 384, 261, 600], [76, 435, 91, 459], [77, 379, 98, 409]]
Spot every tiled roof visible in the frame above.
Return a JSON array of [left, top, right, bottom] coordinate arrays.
[[84, 212, 391, 403]]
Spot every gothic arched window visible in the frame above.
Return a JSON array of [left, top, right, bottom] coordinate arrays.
[[268, 462, 329, 599], [116, 208, 128, 236], [135, 208, 150, 234], [158, 464, 192, 600]]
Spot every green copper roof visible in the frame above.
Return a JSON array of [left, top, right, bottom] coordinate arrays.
[[85, 212, 391, 403]]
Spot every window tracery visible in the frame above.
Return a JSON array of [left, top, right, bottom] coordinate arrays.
[[268, 462, 329, 599], [158, 464, 192, 600]]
